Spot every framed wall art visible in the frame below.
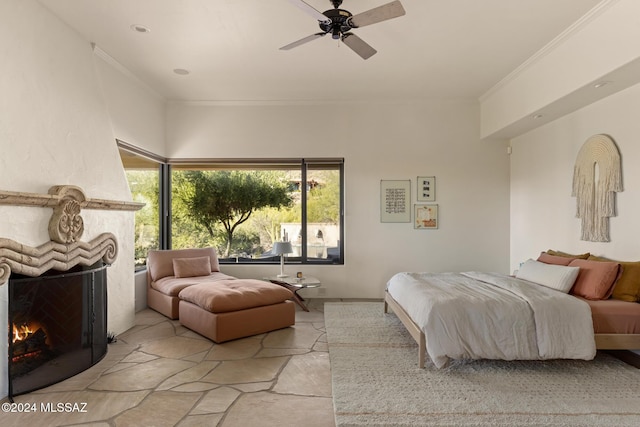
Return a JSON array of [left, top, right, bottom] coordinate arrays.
[[417, 176, 435, 201], [380, 180, 411, 223], [414, 204, 438, 229]]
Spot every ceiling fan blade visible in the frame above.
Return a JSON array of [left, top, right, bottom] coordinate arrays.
[[341, 33, 377, 60], [286, 0, 331, 24], [280, 32, 327, 50], [349, 0, 406, 28]]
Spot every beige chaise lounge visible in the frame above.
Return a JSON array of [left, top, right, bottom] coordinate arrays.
[[146, 247, 295, 342]]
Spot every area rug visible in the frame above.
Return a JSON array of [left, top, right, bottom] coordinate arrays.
[[325, 301, 640, 427]]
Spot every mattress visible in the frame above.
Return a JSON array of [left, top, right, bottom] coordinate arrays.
[[579, 297, 640, 334]]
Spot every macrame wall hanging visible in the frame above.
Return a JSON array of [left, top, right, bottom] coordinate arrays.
[[571, 134, 622, 242]]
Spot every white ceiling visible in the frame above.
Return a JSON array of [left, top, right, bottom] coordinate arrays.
[[38, 0, 602, 103]]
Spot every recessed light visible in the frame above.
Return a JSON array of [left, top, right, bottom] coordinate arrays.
[[173, 68, 190, 75], [130, 24, 150, 33], [593, 81, 612, 89]]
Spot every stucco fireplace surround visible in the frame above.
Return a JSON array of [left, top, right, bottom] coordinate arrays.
[[0, 185, 143, 399]]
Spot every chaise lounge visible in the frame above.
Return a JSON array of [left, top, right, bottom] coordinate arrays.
[[146, 247, 295, 342]]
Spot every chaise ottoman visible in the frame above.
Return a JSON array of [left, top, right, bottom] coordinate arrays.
[[177, 279, 295, 343]]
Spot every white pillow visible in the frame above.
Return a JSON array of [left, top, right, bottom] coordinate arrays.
[[515, 259, 580, 293]]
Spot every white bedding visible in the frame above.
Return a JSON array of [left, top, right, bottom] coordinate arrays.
[[386, 271, 596, 368]]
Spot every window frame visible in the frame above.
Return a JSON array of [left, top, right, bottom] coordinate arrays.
[[119, 142, 344, 266], [169, 158, 344, 265]]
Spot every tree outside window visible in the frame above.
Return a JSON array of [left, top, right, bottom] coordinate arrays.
[[173, 170, 293, 258]]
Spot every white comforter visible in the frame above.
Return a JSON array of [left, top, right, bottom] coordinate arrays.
[[386, 271, 596, 368]]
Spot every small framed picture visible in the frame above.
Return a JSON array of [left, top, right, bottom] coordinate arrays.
[[417, 176, 435, 201], [380, 180, 411, 223], [415, 204, 438, 229]]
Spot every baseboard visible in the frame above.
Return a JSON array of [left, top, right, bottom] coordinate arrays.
[[603, 350, 640, 368]]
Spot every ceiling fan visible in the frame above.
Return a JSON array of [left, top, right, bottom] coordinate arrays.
[[280, 0, 406, 60]]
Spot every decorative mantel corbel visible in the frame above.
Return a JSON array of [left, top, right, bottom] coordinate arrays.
[[48, 185, 87, 243], [0, 185, 144, 285]]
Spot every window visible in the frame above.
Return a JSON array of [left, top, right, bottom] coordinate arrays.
[[170, 159, 344, 264], [119, 143, 344, 267], [118, 142, 163, 269], [302, 163, 343, 262]]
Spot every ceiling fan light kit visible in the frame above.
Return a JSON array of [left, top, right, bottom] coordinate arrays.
[[282, 0, 406, 59]]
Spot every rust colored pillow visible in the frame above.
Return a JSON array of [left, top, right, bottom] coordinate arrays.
[[568, 259, 621, 300], [546, 250, 590, 260], [588, 255, 640, 302], [173, 256, 212, 278], [147, 248, 220, 281], [537, 252, 574, 266]]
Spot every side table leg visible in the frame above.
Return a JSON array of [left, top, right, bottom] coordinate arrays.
[[269, 280, 310, 312], [291, 291, 310, 312], [292, 289, 310, 311]]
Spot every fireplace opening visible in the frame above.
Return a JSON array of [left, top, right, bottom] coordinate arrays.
[[8, 261, 108, 399], [11, 320, 53, 375]]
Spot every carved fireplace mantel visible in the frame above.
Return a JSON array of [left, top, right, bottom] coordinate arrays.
[[0, 185, 144, 284], [0, 185, 144, 211]]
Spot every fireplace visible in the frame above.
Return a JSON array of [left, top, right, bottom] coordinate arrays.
[[0, 185, 143, 400], [8, 261, 108, 398]]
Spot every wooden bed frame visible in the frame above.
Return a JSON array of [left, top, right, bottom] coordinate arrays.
[[384, 291, 640, 369]]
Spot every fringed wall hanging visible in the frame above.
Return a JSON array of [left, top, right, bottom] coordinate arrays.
[[572, 134, 622, 242]]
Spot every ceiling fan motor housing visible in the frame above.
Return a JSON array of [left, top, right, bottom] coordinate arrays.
[[320, 8, 354, 39]]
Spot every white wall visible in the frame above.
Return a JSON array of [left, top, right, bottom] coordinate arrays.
[[166, 100, 511, 298], [0, 0, 137, 398], [510, 82, 640, 271], [93, 51, 167, 156]]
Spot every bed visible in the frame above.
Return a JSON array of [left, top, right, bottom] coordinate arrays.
[[385, 253, 640, 368]]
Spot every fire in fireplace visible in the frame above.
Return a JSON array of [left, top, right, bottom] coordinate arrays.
[[11, 321, 50, 365], [8, 261, 108, 398]]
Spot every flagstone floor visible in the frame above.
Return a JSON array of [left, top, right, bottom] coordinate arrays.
[[1, 299, 344, 427]]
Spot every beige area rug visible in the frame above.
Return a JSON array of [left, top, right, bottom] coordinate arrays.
[[325, 302, 640, 427]]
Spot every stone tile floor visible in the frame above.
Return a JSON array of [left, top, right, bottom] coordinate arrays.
[[1, 299, 340, 427]]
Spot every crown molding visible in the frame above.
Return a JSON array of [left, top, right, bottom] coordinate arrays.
[[479, 0, 618, 103]]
